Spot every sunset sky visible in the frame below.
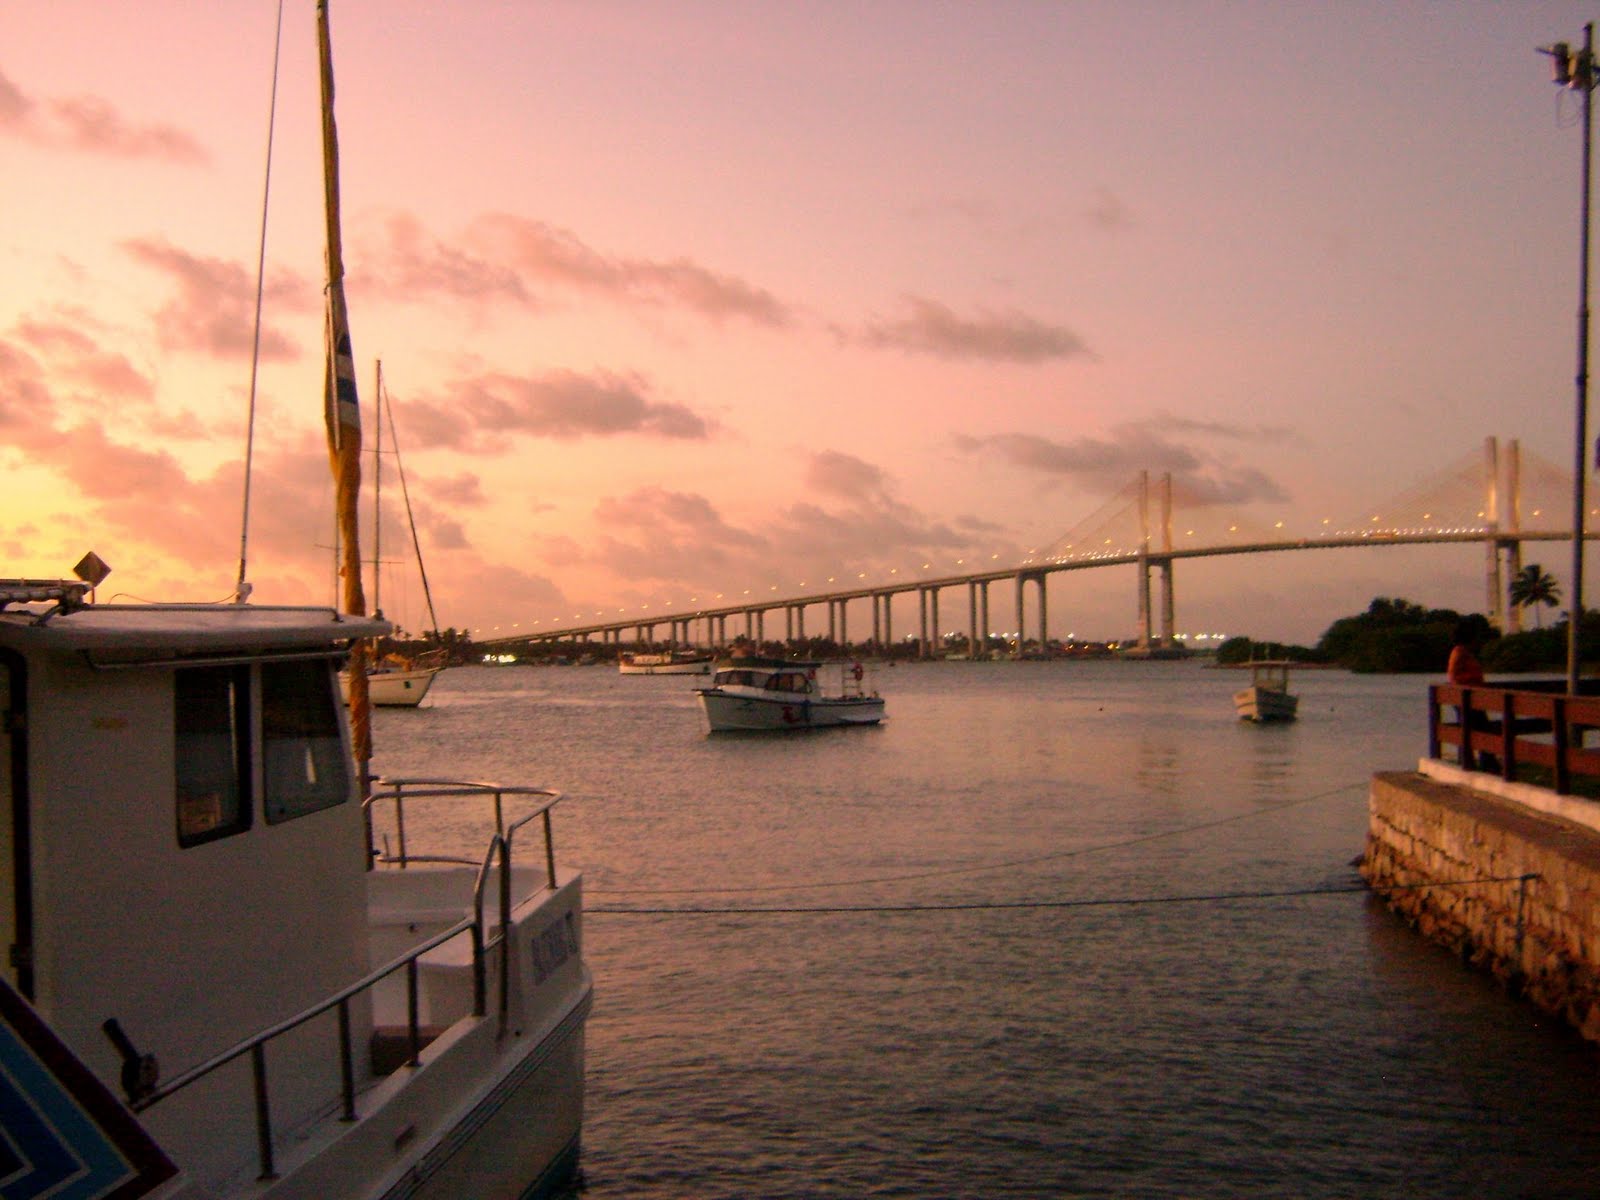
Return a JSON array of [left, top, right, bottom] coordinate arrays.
[[4, 1, 1600, 646]]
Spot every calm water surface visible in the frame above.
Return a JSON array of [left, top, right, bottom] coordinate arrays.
[[374, 660, 1600, 1199]]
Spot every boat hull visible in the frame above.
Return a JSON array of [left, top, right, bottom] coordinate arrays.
[[697, 691, 886, 732], [1234, 686, 1298, 722], [618, 658, 712, 675], [342, 666, 441, 707], [374, 1003, 588, 1200]]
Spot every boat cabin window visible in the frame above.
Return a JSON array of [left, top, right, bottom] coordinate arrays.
[[262, 659, 350, 824], [175, 665, 252, 847], [175, 659, 352, 846]]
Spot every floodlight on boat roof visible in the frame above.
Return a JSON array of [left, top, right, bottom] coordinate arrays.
[[73, 551, 111, 588]]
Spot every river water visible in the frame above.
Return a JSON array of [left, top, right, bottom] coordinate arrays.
[[372, 659, 1600, 1199]]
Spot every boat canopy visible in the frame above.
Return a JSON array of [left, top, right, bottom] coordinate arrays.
[[0, 591, 388, 663]]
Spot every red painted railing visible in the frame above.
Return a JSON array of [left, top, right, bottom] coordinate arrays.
[[1430, 683, 1600, 795]]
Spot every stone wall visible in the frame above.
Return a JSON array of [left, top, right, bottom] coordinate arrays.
[[1363, 770, 1600, 1044]]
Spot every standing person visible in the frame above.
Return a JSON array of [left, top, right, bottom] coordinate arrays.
[[1448, 618, 1487, 686], [1447, 616, 1496, 772]]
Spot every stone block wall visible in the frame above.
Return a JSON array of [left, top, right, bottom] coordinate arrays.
[[1362, 770, 1600, 1043]]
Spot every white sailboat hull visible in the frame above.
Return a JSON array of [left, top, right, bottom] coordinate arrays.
[[342, 665, 441, 707]]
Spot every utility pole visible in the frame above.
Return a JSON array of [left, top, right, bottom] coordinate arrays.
[[1542, 27, 1595, 695]]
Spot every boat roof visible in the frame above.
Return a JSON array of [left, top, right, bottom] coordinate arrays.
[[0, 585, 388, 660]]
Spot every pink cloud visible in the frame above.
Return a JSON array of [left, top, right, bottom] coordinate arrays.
[[857, 296, 1091, 363], [470, 213, 793, 326], [397, 367, 713, 451], [122, 238, 307, 360]]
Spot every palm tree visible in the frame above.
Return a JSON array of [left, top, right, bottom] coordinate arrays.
[[1510, 564, 1561, 628]]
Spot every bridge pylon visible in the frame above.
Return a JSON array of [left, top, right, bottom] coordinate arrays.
[[1134, 471, 1175, 652]]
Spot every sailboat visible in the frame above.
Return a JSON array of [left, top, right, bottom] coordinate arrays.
[[343, 361, 447, 708], [0, 5, 591, 1197]]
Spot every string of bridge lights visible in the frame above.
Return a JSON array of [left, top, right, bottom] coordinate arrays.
[[470, 502, 1578, 640]]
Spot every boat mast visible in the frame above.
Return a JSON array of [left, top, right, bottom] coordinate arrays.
[[319, 0, 371, 768], [233, 0, 285, 604], [382, 378, 442, 639], [373, 359, 383, 621]]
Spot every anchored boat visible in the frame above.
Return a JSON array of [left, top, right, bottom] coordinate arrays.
[[619, 650, 714, 675], [1233, 660, 1300, 722], [696, 656, 886, 731], [346, 362, 448, 708]]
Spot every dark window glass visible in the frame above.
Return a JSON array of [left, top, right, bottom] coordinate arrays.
[[261, 660, 351, 824], [176, 666, 251, 847]]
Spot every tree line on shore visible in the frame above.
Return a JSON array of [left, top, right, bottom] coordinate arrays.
[[1219, 562, 1593, 673]]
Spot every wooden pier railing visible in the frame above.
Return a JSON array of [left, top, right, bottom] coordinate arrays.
[[1430, 681, 1600, 796]]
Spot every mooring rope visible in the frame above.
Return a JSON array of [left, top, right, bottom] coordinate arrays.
[[587, 874, 1541, 917], [587, 778, 1372, 898]]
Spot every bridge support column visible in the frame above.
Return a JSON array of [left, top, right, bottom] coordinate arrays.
[[883, 594, 893, 652], [968, 581, 979, 660], [930, 586, 942, 658], [1014, 575, 1026, 659], [871, 594, 882, 652], [916, 589, 928, 658], [980, 582, 991, 659], [1036, 574, 1047, 655], [1136, 553, 1153, 650], [1159, 559, 1175, 645], [838, 599, 848, 649]]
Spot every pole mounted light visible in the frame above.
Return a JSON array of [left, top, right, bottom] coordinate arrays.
[[1541, 26, 1595, 695]]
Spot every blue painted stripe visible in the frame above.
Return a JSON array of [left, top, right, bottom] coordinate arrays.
[[0, 1023, 136, 1200]]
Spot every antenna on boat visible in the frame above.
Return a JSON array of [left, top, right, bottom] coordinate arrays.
[[233, 0, 286, 605]]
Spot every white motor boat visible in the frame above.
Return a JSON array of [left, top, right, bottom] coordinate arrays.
[[0, 581, 591, 1199], [619, 650, 714, 676], [696, 656, 886, 731], [1234, 660, 1300, 722]]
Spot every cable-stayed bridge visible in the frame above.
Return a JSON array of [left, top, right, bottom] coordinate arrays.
[[482, 438, 1596, 658]]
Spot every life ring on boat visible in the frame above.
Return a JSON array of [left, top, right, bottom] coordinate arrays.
[[851, 662, 864, 681]]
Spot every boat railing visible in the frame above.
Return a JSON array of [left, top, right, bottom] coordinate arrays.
[[1430, 682, 1600, 796], [132, 777, 567, 1183], [364, 776, 562, 874]]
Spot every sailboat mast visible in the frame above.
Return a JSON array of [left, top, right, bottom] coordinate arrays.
[[318, 0, 371, 766], [382, 381, 442, 639], [234, 0, 285, 604], [373, 359, 383, 620]]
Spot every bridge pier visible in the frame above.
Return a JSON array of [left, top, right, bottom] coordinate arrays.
[[1012, 571, 1047, 658], [972, 579, 985, 659], [967, 581, 978, 659]]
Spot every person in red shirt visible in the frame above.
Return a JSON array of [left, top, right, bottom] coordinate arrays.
[[1447, 617, 1496, 771], [1447, 626, 1486, 686]]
